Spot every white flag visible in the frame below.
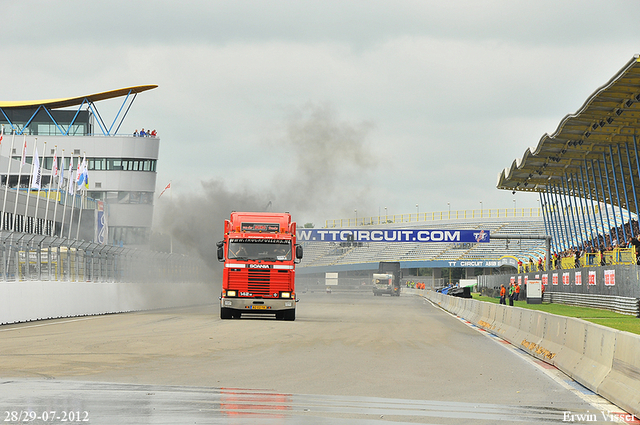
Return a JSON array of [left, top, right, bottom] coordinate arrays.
[[31, 147, 41, 190], [58, 152, 64, 189], [67, 161, 75, 195]]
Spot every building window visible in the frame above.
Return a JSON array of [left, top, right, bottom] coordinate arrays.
[[92, 158, 156, 172], [109, 226, 150, 245]]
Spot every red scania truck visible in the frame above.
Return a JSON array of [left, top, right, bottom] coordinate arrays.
[[217, 212, 303, 321]]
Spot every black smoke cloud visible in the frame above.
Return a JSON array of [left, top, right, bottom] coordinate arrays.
[[157, 103, 377, 267]]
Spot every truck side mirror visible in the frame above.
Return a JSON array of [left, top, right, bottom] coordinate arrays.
[[216, 241, 224, 262], [295, 244, 303, 260]]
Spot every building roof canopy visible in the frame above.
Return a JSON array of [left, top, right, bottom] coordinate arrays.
[[0, 85, 157, 110], [497, 56, 640, 196]]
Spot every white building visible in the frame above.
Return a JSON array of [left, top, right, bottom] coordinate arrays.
[[0, 85, 159, 246]]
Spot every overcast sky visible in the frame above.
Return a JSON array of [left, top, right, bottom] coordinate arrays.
[[2, 0, 640, 228]]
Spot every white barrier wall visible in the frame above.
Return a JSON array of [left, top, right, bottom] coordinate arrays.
[[407, 288, 640, 418], [0, 281, 216, 325]]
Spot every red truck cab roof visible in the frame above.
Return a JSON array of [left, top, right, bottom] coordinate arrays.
[[225, 212, 296, 240]]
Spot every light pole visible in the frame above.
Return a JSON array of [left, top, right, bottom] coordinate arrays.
[[385, 207, 388, 223], [354, 209, 357, 226], [513, 199, 516, 216], [416, 204, 419, 219], [480, 201, 483, 218], [447, 202, 450, 219]]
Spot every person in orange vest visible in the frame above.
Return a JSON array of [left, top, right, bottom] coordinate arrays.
[[499, 284, 506, 305], [515, 283, 521, 301]]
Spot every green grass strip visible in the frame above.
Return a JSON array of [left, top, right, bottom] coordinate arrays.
[[472, 294, 640, 335]]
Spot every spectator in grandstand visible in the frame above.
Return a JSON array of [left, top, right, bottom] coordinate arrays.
[[528, 258, 534, 272], [574, 248, 581, 268], [585, 244, 595, 265], [133, 129, 139, 137], [499, 284, 506, 305], [140, 128, 147, 137], [631, 237, 640, 265], [537, 257, 543, 271]]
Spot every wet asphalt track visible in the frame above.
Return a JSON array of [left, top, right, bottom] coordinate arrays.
[[0, 290, 615, 424]]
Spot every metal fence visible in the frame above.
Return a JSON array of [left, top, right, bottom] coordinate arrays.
[[477, 264, 640, 316], [324, 207, 543, 228], [0, 231, 207, 283]]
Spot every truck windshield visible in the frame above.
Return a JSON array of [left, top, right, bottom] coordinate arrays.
[[228, 239, 292, 261]]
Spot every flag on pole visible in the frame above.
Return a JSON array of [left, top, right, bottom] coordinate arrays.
[[81, 155, 88, 189], [52, 150, 58, 177], [58, 152, 64, 189], [20, 136, 27, 166], [76, 154, 88, 189], [68, 161, 75, 195], [31, 147, 41, 190], [0, 125, 3, 144], [159, 182, 171, 198]]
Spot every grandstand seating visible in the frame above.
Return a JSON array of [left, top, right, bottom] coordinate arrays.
[[300, 217, 547, 269]]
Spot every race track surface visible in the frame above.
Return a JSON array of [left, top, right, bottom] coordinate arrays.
[[0, 290, 610, 424]]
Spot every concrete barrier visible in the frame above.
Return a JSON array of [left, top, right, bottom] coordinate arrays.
[[421, 290, 640, 418], [0, 280, 214, 325], [598, 331, 640, 417], [578, 322, 617, 393], [540, 313, 567, 365]]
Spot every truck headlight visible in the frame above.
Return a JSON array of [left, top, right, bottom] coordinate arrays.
[[226, 290, 237, 297], [280, 292, 291, 298]]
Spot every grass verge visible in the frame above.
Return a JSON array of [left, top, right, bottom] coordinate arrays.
[[472, 294, 640, 335]]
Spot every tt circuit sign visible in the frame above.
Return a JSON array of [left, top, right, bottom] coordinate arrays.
[[296, 229, 490, 243]]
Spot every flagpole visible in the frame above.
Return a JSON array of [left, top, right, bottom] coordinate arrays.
[[53, 149, 62, 237], [33, 141, 45, 234], [76, 152, 86, 240], [12, 134, 27, 231], [170, 180, 173, 254], [61, 156, 72, 238], [44, 146, 56, 236], [24, 138, 38, 233], [0, 126, 11, 231], [67, 156, 76, 239]]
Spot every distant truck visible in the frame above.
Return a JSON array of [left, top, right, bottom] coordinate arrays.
[[372, 261, 402, 296], [217, 211, 303, 320]]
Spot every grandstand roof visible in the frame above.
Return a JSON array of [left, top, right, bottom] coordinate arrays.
[[497, 55, 640, 212], [0, 85, 157, 109]]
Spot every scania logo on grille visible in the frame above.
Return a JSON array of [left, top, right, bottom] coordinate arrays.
[[248, 264, 270, 269]]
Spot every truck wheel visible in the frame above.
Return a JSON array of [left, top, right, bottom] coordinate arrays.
[[283, 309, 296, 321], [220, 307, 232, 320]]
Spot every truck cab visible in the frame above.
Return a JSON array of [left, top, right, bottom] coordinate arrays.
[[217, 212, 303, 320]]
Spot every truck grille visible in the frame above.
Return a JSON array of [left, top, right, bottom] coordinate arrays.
[[248, 270, 271, 296], [227, 269, 293, 297]]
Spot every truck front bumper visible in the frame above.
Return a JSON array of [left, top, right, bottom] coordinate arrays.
[[220, 297, 296, 312]]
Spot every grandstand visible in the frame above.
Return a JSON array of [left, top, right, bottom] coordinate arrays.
[[298, 211, 547, 275]]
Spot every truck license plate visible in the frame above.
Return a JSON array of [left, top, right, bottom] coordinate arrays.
[[251, 305, 268, 310]]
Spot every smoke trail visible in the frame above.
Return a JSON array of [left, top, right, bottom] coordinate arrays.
[[157, 103, 377, 266], [275, 102, 377, 219]]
